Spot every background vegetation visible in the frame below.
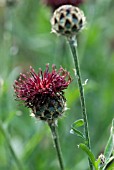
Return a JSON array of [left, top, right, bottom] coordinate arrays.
[[0, 0, 114, 169]]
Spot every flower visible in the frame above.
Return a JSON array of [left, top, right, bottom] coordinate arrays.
[[51, 5, 86, 38], [6, 0, 18, 7], [43, 0, 84, 10], [14, 64, 72, 123]]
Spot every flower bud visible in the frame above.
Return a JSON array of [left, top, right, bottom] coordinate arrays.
[[51, 5, 86, 38]]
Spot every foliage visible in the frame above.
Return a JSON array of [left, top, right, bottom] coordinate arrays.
[[0, 0, 114, 169]]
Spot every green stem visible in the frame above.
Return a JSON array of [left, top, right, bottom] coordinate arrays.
[[48, 121, 65, 170], [69, 39, 93, 170], [0, 121, 24, 170]]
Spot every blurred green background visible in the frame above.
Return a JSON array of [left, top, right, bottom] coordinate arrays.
[[0, 0, 114, 169]]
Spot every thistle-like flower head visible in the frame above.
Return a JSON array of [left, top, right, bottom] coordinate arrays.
[[6, 0, 18, 7], [43, 0, 84, 10], [14, 64, 71, 122], [51, 5, 86, 38]]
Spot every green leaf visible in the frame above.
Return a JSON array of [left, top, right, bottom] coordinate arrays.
[[71, 119, 85, 139], [79, 143, 98, 169], [71, 127, 85, 139], [72, 119, 84, 128], [95, 158, 101, 169], [104, 119, 114, 161]]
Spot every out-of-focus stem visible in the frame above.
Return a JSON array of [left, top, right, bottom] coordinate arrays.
[[0, 121, 24, 170]]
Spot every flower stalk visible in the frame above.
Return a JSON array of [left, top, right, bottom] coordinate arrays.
[[51, 4, 93, 169], [48, 121, 65, 170], [68, 39, 93, 170]]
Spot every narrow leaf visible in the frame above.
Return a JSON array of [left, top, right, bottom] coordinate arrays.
[[71, 127, 85, 139], [104, 119, 114, 161], [102, 156, 114, 170], [94, 158, 101, 169], [71, 119, 85, 139], [72, 119, 84, 128], [79, 143, 96, 168]]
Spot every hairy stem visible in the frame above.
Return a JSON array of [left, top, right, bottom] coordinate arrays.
[[69, 39, 93, 170], [48, 121, 65, 170], [0, 121, 24, 170]]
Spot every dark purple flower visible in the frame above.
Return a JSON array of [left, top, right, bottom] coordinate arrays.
[[14, 64, 72, 122], [42, 0, 85, 10], [6, 0, 18, 7]]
